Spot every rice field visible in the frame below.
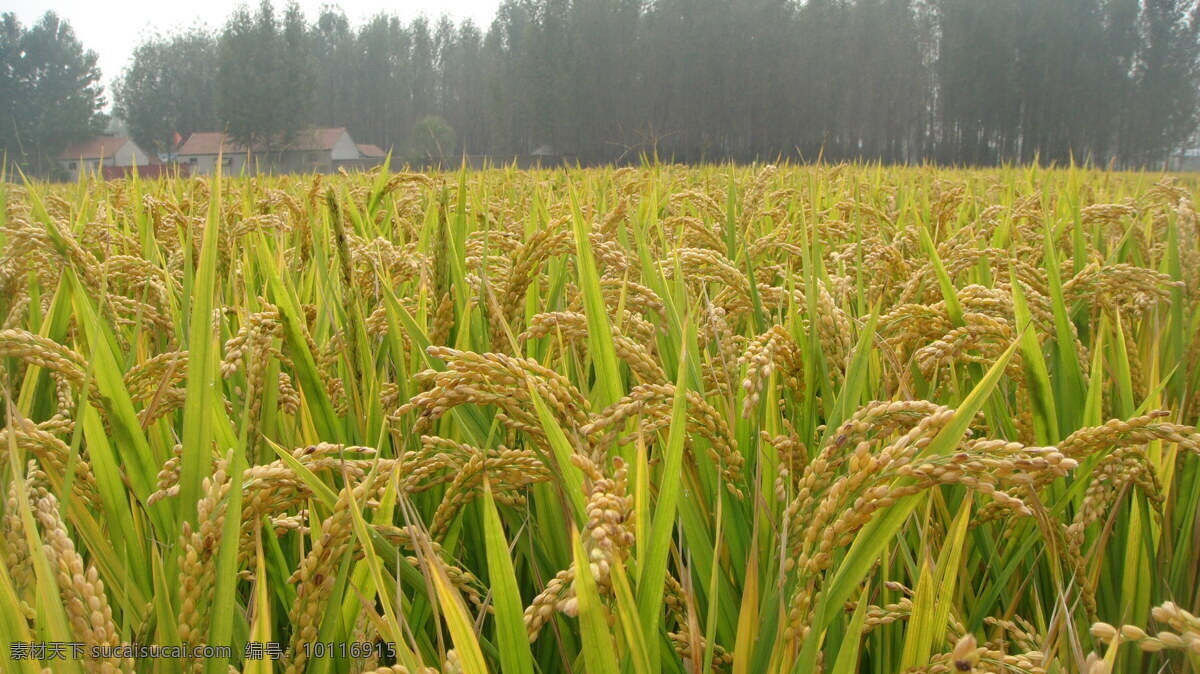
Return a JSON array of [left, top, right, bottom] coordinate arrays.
[[1, 163, 1200, 674]]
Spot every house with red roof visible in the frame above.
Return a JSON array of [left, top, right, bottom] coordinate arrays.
[[58, 136, 152, 180], [177, 128, 384, 175], [357, 143, 387, 161]]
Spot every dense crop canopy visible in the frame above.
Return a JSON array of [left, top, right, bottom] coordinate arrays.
[[0, 164, 1199, 673]]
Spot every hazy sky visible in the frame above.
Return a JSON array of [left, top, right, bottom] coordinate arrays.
[[8, 0, 504, 93]]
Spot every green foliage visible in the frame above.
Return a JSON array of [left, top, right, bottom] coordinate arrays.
[[216, 0, 313, 152], [113, 29, 219, 156], [0, 11, 106, 174], [408, 116, 456, 163]]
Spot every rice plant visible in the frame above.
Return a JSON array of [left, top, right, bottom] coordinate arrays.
[[1, 163, 1199, 673]]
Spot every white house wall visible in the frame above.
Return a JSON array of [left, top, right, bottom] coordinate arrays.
[[113, 141, 149, 167], [331, 132, 361, 161], [180, 153, 248, 176], [59, 158, 99, 181]]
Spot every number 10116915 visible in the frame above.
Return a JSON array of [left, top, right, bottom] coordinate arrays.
[[302, 641, 397, 659]]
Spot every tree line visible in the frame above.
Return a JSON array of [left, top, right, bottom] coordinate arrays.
[[4, 1, 1200, 171]]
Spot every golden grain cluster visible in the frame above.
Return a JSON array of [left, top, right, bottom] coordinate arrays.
[[0, 163, 1198, 673]]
